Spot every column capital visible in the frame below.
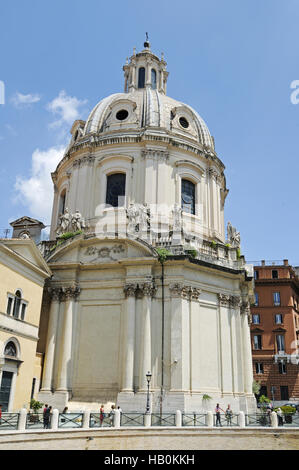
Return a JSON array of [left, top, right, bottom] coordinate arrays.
[[218, 293, 241, 308], [47, 287, 61, 302], [140, 282, 157, 298], [124, 283, 138, 298], [60, 285, 81, 301], [169, 283, 201, 300]]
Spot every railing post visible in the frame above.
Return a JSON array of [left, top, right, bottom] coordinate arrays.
[[239, 411, 245, 428], [176, 410, 182, 427], [51, 409, 59, 430], [114, 409, 121, 428], [83, 410, 90, 429], [271, 411, 278, 428], [206, 411, 213, 427], [144, 413, 151, 427], [17, 409, 27, 431]]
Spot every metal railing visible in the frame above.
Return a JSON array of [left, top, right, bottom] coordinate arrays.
[[245, 413, 271, 427], [151, 413, 176, 427], [89, 413, 113, 428], [0, 413, 19, 430], [182, 413, 207, 427], [58, 412, 83, 428], [26, 412, 51, 430], [278, 413, 299, 427], [214, 413, 239, 427], [120, 413, 145, 427]]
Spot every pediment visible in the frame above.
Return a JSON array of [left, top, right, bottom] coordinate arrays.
[[47, 236, 155, 265]]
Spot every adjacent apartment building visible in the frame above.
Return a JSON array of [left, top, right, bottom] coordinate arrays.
[[0, 237, 51, 411], [251, 260, 299, 404]]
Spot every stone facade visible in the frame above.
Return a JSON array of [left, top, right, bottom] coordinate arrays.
[[37, 41, 256, 414]]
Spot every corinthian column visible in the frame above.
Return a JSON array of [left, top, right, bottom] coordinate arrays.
[[139, 282, 156, 391], [241, 301, 254, 394], [56, 285, 80, 391], [122, 284, 137, 391], [40, 288, 61, 391]]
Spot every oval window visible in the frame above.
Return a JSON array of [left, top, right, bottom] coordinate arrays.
[[179, 117, 189, 129], [116, 109, 129, 121]]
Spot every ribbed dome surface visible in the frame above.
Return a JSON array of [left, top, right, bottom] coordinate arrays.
[[83, 89, 214, 149]]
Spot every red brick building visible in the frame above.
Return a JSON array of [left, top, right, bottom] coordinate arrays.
[[251, 260, 299, 404]]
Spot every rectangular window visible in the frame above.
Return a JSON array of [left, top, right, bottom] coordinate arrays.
[[272, 270, 278, 279], [279, 362, 287, 374], [30, 378, 36, 400], [280, 386, 289, 401], [252, 314, 260, 324], [275, 314, 283, 324], [259, 385, 267, 398], [253, 335, 262, 350], [254, 293, 259, 306], [20, 303, 26, 321], [273, 292, 281, 306], [255, 362, 264, 374], [254, 270, 259, 280], [6, 296, 13, 315], [276, 335, 285, 352]]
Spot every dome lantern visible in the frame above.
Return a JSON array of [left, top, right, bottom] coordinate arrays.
[[123, 38, 169, 94]]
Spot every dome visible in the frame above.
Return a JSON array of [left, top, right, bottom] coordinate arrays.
[[83, 89, 214, 150]]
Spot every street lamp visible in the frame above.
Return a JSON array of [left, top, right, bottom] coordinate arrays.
[[146, 371, 152, 414]]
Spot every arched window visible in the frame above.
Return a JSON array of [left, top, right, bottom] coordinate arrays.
[[181, 179, 195, 215], [106, 173, 126, 207], [4, 341, 17, 357], [151, 69, 157, 89], [138, 67, 145, 88], [59, 190, 66, 216], [12, 290, 22, 319]]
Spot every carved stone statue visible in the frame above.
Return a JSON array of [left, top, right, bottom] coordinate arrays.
[[126, 203, 150, 234], [126, 203, 139, 234], [172, 203, 182, 232], [227, 221, 241, 248], [71, 210, 85, 232], [56, 208, 71, 236]]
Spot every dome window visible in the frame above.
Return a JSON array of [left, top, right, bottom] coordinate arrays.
[[116, 109, 129, 121], [181, 179, 195, 215], [106, 173, 126, 207], [179, 117, 189, 129], [151, 69, 157, 90], [138, 67, 145, 89]]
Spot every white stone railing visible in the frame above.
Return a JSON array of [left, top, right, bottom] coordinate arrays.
[[1, 409, 296, 432]]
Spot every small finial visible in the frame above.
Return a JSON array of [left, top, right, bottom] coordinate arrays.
[[126, 57, 129, 65], [144, 32, 150, 49], [161, 52, 164, 61], [133, 47, 136, 56]]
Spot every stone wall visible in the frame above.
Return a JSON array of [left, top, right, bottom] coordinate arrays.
[[0, 428, 299, 450]]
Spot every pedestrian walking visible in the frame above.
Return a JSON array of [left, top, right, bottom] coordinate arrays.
[[43, 404, 49, 429], [109, 405, 116, 425], [225, 404, 233, 426], [99, 405, 105, 426], [44, 405, 52, 429], [277, 407, 284, 426], [215, 403, 224, 426]]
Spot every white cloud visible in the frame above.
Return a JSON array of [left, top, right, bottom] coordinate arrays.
[[11, 92, 41, 108], [14, 145, 65, 224], [47, 90, 87, 129]]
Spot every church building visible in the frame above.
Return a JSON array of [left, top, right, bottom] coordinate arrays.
[[37, 39, 256, 414]]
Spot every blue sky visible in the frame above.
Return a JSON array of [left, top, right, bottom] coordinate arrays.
[[1, 0, 299, 263]]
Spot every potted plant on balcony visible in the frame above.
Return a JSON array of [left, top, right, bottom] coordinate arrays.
[[281, 405, 296, 424], [29, 399, 43, 423], [258, 395, 271, 426]]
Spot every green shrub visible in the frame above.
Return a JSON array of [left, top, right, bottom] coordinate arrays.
[[58, 230, 82, 240], [156, 247, 172, 264], [30, 399, 43, 413], [280, 405, 296, 414]]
